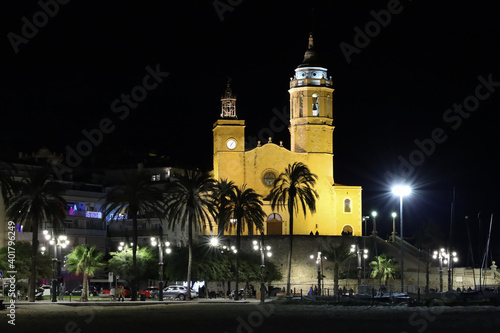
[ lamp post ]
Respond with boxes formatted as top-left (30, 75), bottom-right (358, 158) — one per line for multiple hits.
top-left (433, 248), bottom-right (458, 292)
top-left (151, 236), bottom-right (171, 301)
top-left (371, 211), bottom-right (378, 236)
top-left (310, 248), bottom-right (323, 296)
top-left (362, 216), bottom-right (370, 236)
top-left (350, 244), bottom-right (369, 286)
top-left (392, 185), bottom-right (411, 293)
top-left (43, 230), bottom-right (70, 303)
top-left (433, 248), bottom-right (445, 292)
top-left (252, 232), bottom-right (272, 304)
top-left (391, 212), bottom-right (397, 242)
top-left (447, 251), bottom-right (458, 292)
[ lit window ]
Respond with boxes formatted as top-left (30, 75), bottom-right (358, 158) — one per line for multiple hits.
top-left (267, 213), bottom-right (282, 221)
top-left (312, 93), bottom-right (319, 116)
top-left (344, 198), bottom-right (351, 213)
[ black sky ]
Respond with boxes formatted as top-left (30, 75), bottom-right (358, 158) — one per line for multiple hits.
top-left (2, 0), bottom-right (500, 261)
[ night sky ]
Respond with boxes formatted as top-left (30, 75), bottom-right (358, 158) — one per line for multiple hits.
top-left (2, 1), bottom-right (500, 262)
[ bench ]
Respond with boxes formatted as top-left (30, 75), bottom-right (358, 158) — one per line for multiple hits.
top-left (98, 293), bottom-right (113, 300)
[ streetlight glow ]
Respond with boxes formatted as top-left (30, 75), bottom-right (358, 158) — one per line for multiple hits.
top-left (210, 237), bottom-right (219, 247)
top-left (392, 185), bottom-right (411, 196)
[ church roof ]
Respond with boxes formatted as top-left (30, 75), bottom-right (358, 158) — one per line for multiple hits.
top-left (297, 33), bottom-right (322, 68)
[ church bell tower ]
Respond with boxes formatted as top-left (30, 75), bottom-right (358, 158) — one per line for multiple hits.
top-left (213, 80), bottom-right (245, 182)
top-left (289, 33), bottom-right (335, 154)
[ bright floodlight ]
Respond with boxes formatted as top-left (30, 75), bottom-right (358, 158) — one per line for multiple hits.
top-left (210, 237), bottom-right (219, 247)
top-left (166, 248), bottom-right (172, 254)
top-left (392, 185), bottom-right (411, 196)
top-left (372, 211), bottom-right (377, 217)
top-left (392, 212), bottom-right (397, 218)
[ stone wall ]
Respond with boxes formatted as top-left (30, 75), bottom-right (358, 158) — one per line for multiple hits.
top-left (202, 235), bottom-right (499, 294)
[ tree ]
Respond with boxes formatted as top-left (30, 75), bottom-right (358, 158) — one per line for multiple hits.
top-left (164, 170), bottom-right (218, 300)
top-left (6, 167), bottom-right (66, 302)
top-left (66, 245), bottom-right (105, 301)
top-left (324, 242), bottom-right (354, 295)
top-left (0, 161), bottom-right (14, 207)
top-left (108, 245), bottom-right (156, 285)
top-left (102, 169), bottom-right (165, 301)
top-left (370, 254), bottom-right (399, 287)
top-left (0, 242), bottom-right (51, 295)
top-left (222, 184), bottom-right (266, 300)
top-left (267, 162), bottom-right (318, 294)
top-left (215, 179), bottom-right (234, 236)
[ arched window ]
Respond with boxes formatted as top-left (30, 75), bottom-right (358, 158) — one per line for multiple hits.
top-left (342, 225), bottom-right (353, 236)
top-left (327, 95), bottom-right (331, 118)
top-left (267, 213), bottom-right (282, 221)
top-left (312, 93), bottom-right (319, 116)
top-left (344, 198), bottom-right (352, 213)
top-left (299, 94), bottom-right (303, 117)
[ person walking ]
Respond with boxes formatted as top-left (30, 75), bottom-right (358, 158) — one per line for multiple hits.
top-left (117, 285), bottom-right (125, 302)
top-left (110, 286), bottom-right (116, 301)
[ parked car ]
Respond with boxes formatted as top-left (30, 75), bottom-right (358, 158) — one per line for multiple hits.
top-left (40, 285), bottom-right (52, 296)
top-left (229, 289), bottom-right (245, 299)
top-left (162, 285), bottom-right (198, 300)
top-left (100, 286), bottom-right (132, 298)
top-left (138, 287), bottom-right (160, 299)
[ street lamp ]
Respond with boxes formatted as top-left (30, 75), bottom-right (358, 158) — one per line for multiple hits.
top-left (433, 248), bottom-right (446, 292)
top-left (392, 185), bottom-right (411, 293)
top-left (371, 211), bottom-right (378, 236)
top-left (309, 247), bottom-right (326, 296)
top-left (151, 236), bottom-right (171, 301)
top-left (43, 230), bottom-right (70, 302)
top-left (433, 248), bottom-right (458, 292)
top-left (350, 244), bottom-right (369, 285)
top-left (391, 212), bottom-right (397, 242)
top-left (447, 251), bottom-right (458, 292)
top-left (252, 232), bottom-right (272, 304)
top-left (362, 216), bottom-right (370, 236)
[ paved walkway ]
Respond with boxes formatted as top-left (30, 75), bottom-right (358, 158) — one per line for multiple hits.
top-left (8, 297), bottom-right (271, 306)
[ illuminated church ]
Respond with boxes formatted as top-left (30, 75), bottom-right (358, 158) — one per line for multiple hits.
top-left (212, 34), bottom-right (362, 236)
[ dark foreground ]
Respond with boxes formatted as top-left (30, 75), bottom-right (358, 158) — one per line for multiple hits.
top-left (2, 301), bottom-right (500, 333)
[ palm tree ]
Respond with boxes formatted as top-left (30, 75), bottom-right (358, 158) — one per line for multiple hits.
top-left (164, 170), bottom-right (218, 300)
top-left (370, 254), bottom-right (399, 287)
top-left (267, 162), bottom-right (318, 294)
top-left (66, 245), bottom-right (105, 301)
top-left (215, 179), bottom-right (234, 236)
top-left (324, 242), bottom-right (354, 295)
top-left (222, 184), bottom-right (266, 300)
top-left (6, 167), bottom-right (66, 302)
top-left (0, 161), bottom-right (14, 207)
top-left (102, 169), bottom-right (165, 301)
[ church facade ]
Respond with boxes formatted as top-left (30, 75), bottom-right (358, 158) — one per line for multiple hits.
top-left (212, 34), bottom-right (362, 237)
